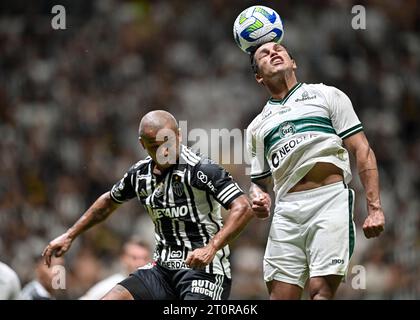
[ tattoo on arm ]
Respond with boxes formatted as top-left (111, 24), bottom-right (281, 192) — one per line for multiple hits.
top-left (68, 192), bottom-right (118, 238)
top-left (87, 207), bottom-right (111, 227)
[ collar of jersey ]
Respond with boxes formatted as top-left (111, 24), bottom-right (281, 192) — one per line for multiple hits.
top-left (269, 82), bottom-right (302, 105)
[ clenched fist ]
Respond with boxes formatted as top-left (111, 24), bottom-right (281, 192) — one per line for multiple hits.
top-left (251, 193), bottom-right (271, 220)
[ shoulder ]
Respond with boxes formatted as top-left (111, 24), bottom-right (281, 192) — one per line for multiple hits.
top-left (191, 155), bottom-right (218, 177)
top-left (303, 83), bottom-right (354, 110)
top-left (180, 145), bottom-right (204, 168)
top-left (306, 83), bottom-right (349, 99)
top-left (246, 112), bottom-right (265, 136)
top-left (190, 156), bottom-right (227, 189)
top-left (303, 82), bottom-right (332, 96)
top-left (127, 157), bottom-right (152, 175)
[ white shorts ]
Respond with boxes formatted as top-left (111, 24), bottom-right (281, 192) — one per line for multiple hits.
top-left (264, 181), bottom-right (356, 289)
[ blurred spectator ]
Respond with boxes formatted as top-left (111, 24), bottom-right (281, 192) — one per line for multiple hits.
top-left (79, 238), bottom-right (152, 300)
top-left (19, 256), bottom-right (65, 300)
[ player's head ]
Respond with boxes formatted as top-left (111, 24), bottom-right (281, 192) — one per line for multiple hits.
top-left (139, 110), bottom-right (181, 170)
top-left (35, 256), bottom-right (64, 293)
top-left (250, 42), bottom-right (297, 85)
top-left (120, 237), bottom-right (152, 274)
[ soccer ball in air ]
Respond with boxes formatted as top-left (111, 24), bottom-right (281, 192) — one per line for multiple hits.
top-left (233, 5), bottom-right (284, 54)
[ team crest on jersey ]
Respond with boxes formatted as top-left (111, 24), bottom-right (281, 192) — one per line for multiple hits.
top-left (172, 175), bottom-right (184, 197)
top-left (279, 122), bottom-right (296, 138)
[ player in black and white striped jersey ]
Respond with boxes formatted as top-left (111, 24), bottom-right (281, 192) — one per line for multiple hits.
top-left (42, 110), bottom-right (253, 300)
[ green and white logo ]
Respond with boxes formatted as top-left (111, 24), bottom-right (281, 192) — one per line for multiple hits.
top-left (279, 122), bottom-right (296, 138)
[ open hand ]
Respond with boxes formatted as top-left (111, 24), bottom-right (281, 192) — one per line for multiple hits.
top-left (42, 233), bottom-right (73, 267)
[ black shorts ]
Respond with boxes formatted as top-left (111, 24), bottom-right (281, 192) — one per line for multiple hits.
top-left (118, 263), bottom-right (231, 300)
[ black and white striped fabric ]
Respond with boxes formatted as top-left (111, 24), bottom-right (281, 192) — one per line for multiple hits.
top-left (110, 145), bottom-right (244, 278)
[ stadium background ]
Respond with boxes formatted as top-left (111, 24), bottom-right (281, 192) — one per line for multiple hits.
top-left (0, 0), bottom-right (419, 299)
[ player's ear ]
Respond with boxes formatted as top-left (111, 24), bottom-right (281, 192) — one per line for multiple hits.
top-left (177, 128), bottom-right (182, 143)
top-left (139, 137), bottom-right (145, 149)
top-left (292, 59), bottom-right (297, 71)
top-left (255, 73), bottom-right (264, 85)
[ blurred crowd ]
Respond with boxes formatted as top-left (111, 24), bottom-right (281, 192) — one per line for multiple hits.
top-left (0, 0), bottom-right (419, 299)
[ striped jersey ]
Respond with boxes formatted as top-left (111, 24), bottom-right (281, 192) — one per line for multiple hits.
top-left (110, 145), bottom-right (244, 278)
top-left (246, 82), bottom-right (363, 203)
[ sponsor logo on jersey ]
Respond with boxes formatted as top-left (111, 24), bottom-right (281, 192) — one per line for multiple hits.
top-left (170, 250), bottom-right (183, 259)
top-left (197, 170), bottom-right (208, 183)
top-left (206, 180), bottom-right (216, 193)
top-left (160, 260), bottom-right (189, 269)
top-left (331, 258), bottom-right (345, 265)
top-left (262, 110), bottom-right (272, 120)
top-left (295, 91), bottom-right (316, 102)
top-left (196, 170), bottom-right (217, 192)
top-left (150, 205), bottom-right (189, 219)
top-left (278, 106), bottom-right (292, 114)
top-left (161, 260), bottom-right (189, 269)
top-left (271, 133), bottom-right (318, 167)
top-left (272, 153), bottom-right (280, 168)
top-left (190, 280), bottom-right (219, 298)
top-left (160, 247), bottom-right (189, 269)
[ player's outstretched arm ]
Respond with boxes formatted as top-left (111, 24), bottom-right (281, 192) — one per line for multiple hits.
top-left (186, 195), bottom-right (253, 269)
top-left (42, 191), bottom-right (120, 267)
top-left (250, 176), bottom-right (272, 220)
top-left (344, 131), bottom-right (385, 238)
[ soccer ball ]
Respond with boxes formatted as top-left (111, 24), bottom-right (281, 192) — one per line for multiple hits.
top-left (233, 5), bottom-right (284, 54)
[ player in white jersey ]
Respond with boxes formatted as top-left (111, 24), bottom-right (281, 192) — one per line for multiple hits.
top-left (246, 42), bottom-right (385, 299)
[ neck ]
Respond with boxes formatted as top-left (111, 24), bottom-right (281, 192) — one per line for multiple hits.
top-left (153, 164), bottom-right (170, 176)
top-left (265, 72), bottom-right (298, 100)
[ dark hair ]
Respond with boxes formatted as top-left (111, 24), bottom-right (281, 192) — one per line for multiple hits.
top-left (250, 43), bottom-right (294, 74)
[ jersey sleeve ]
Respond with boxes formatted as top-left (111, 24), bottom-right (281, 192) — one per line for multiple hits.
top-left (192, 159), bottom-right (244, 209)
top-left (325, 85), bottom-right (363, 140)
top-left (110, 167), bottom-right (137, 204)
top-left (246, 124), bottom-right (271, 182)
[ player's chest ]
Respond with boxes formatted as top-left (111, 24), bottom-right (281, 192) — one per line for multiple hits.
top-left (257, 99), bottom-right (331, 138)
top-left (135, 169), bottom-right (193, 217)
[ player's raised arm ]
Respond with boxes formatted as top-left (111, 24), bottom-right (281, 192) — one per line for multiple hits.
top-left (343, 132), bottom-right (385, 238)
top-left (42, 191), bottom-right (120, 267)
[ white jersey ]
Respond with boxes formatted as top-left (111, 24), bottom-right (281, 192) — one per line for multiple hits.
top-left (0, 262), bottom-right (21, 300)
top-left (79, 273), bottom-right (125, 300)
top-left (246, 82), bottom-right (362, 203)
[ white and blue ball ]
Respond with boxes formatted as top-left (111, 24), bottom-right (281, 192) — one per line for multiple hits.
top-left (233, 5), bottom-right (284, 54)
